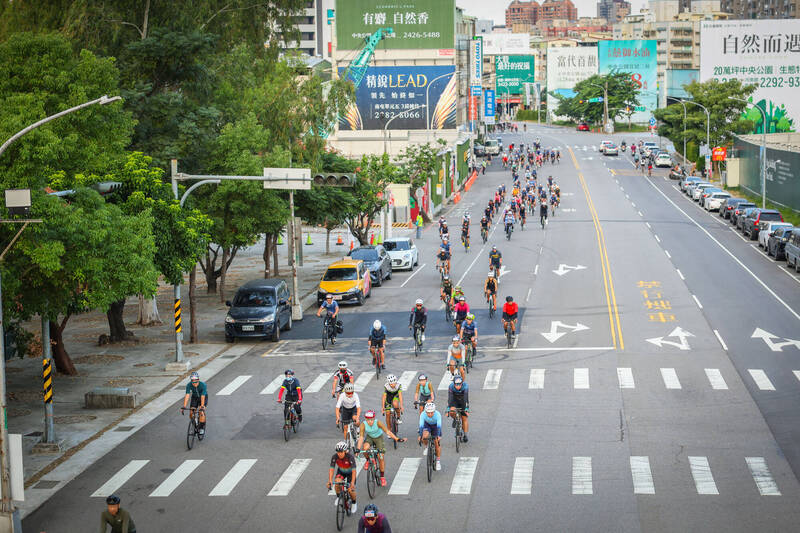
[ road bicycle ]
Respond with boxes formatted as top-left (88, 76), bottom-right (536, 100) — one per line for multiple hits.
top-left (551, 202), bottom-right (556, 217)
top-left (520, 215), bottom-right (525, 231)
top-left (506, 323), bottom-right (515, 348)
top-left (417, 430), bottom-right (438, 483)
top-left (181, 406), bottom-right (205, 450)
top-left (385, 406), bottom-right (403, 449)
top-left (462, 233), bottom-right (470, 253)
top-left (332, 479), bottom-right (353, 531)
top-left (505, 223), bottom-right (513, 241)
top-left (370, 345), bottom-right (383, 380)
top-left (450, 408), bottom-right (468, 453)
top-left (443, 293), bottom-right (453, 323)
top-left (480, 226), bottom-right (488, 243)
top-left (540, 213), bottom-right (547, 229)
top-left (338, 419), bottom-right (359, 452)
top-left (359, 447), bottom-right (382, 499)
top-left (487, 294), bottom-right (495, 319)
top-left (322, 314), bottom-right (336, 350)
top-left (412, 323), bottom-right (424, 357)
top-left (464, 340), bottom-right (475, 373)
top-left (281, 401), bottom-right (300, 442)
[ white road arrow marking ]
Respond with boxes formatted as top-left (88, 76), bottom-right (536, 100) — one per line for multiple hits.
top-left (498, 265), bottom-right (512, 279)
top-left (552, 264), bottom-right (587, 276)
top-left (561, 208), bottom-right (577, 213)
top-left (751, 328), bottom-right (800, 352)
top-left (541, 321), bottom-right (590, 343)
top-left (646, 326), bottom-right (694, 351)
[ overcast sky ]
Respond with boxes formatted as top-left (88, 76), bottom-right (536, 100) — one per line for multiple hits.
top-left (455, 0), bottom-right (646, 23)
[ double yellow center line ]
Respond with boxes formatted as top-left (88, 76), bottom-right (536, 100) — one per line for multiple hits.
top-left (568, 147), bottom-right (624, 350)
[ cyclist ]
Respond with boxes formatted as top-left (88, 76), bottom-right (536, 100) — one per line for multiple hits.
top-left (452, 284), bottom-right (465, 303)
top-left (539, 197), bottom-right (548, 227)
top-left (357, 409), bottom-right (405, 487)
top-left (519, 201), bottom-right (527, 228)
top-left (484, 271), bottom-right (498, 312)
top-left (414, 374), bottom-right (434, 412)
top-left (461, 215), bottom-right (470, 249)
top-left (418, 402), bottom-right (442, 471)
top-left (437, 238), bottom-right (451, 274)
top-left (181, 371), bottom-right (207, 436)
top-left (408, 299), bottom-right (427, 341)
top-left (550, 191), bottom-right (558, 216)
top-left (276, 369), bottom-right (303, 423)
top-left (460, 313), bottom-right (478, 358)
top-left (484, 202), bottom-right (493, 221)
top-left (447, 375), bottom-right (470, 443)
top-left (502, 295), bottom-right (519, 337)
top-left (382, 374), bottom-right (404, 428)
top-left (335, 383), bottom-right (362, 440)
top-left (328, 441), bottom-right (358, 514)
top-left (488, 245), bottom-right (502, 277)
top-left (479, 215), bottom-right (490, 241)
top-left (332, 361), bottom-right (355, 399)
top-left (440, 275), bottom-right (453, 311)
top-left (316, 294), bottom-right (340, 345)
top-left (504, 208), bottom-right (516, 237)
top-left (368, 320), bottom-right (387, 370)
top-left (447, 335), bottom-right (466, 381)
top-left (439, 220), bottom-right (449, 240)
top-left (100, 494), bottom-right (136, 533)
top-left (453, 296), bottom-right (470, 334)
top-left (359, 503), bottom-right (392, 533)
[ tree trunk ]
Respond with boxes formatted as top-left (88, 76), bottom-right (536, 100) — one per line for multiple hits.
top-left (106, 299), bottom-right (133, 342)
top-left (189, 264), bottom-right (199, 343)
top-left (204, 247), bottom-right (218, 293)
top-left (50, 318), bottom-right (77, 375)
top-left (325, 227), bottom-right (331, 254)
top-left (219, 246), bottom-right (229, 303)
top-left (136, 294), bottom-right (162, 326)
top-left (263, 234), bottom-right (272, 278)
top-left (272, 234), bottom-right (279, 276)
top-left (141, 0), bottom-right (150, 39)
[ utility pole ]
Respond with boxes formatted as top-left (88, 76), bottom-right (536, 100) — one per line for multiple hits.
top-left (603, 80), bottom-right (609, 134)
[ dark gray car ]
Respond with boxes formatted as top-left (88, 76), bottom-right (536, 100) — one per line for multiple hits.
top-left (737, 207), bottom-right (761, 232)
top-left (225, 278), bottom-right (292, 342)
top-left (719, 197), bottom-right (745, 219)
top-left (348, 245), bottom-right (392, 286)
top-left (730, 202), bottom-right (756, 226)
top-left (767, 225), bottom-right (794, 260)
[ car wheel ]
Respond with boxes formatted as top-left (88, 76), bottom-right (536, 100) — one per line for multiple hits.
top-left (225, 335), bottom-right (235, 343)
top-left (271, 324), bottom-right (280, 342)
top-left (283, 313), bottom-right (293, 331)
top-left (357, 290), bottom-right (366, 306)
top-left (374, 274), bottom-right (383, 287)
top-left (386, 268), bottom-right (392, 281)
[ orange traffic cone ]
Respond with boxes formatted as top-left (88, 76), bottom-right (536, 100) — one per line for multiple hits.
top-left (350, 239), bottom-right (354, 251)
top-left (370, 233), bottom-right (375, 245)
top-left (336, 234), bottom-right (344, 246)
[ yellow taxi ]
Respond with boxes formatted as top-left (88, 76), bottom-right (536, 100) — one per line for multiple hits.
top-left (316, 258), bottom-right (372, 306)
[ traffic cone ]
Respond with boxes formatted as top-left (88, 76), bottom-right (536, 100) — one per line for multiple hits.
top-left (377, 233), bottom-right (383, 245)
top-left (350, 240), bottom-right (354, 251)
top-left (336, 234), bottom-right (344, 246)
top-left (370, 233), bottom-right (375, 245)
top-left (305, 233), bottom-right (313, 245)
top-left (277, 234), bottom-right (284, 245)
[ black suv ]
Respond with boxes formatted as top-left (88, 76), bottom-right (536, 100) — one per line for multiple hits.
top-left (348, 245), bottom-right (393, 286)
top-left (743, 209), bottom-right (783, 240)
top-left (225, 279), bottom-right (292, 342)
top-left (767, 225), bottom-right (795, 260)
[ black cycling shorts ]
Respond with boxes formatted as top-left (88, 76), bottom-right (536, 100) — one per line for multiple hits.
top-left (486, 285), bottom-right (497, 295)
top-left (340, 405), bottom-right (357, 422)
top-left (502, 312), bottom-right (518, 321)
top-left (190, 395), bottom-right (209, 408)
top-left (369, 337), bottom-right (385, 347)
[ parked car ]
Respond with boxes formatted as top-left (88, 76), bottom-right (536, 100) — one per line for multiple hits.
top-left (382, 237), bottom-right (419, 271)
top-left (224, 279), bottom-right (292, 342)
top-left (692, 183), bottom-right (717, 201)
top-left (681, 176), bottom-right (703, 191)
top-left (699, 187), bottom-right (722, 207)
top-left (317, 258), bottom-right (371, 306)
top-left (758, 221), bottom-right (793, 249)
top-left (719, 197), bottom-right (746, 219)
top-left (473, 143), bottom-right (486, 157)
top-left (737, 207), bottom-right (761, 232)
top-left (704, 191), bottom-right (731, 211)
top-left (348, 245), bottom-right (392, 286)
top-left (730, 202), bottom-right (756, 226)
top-left (767, 226), bottom-right (795, 260)
top-left (655, 152), bottom-right (672, 167)
top-left (599, 140), bottom-right (613, 154)
top-left (576, 123), bottom-right (590, 131)
top-left (642, 141), bottom-right (658, 156)
top-left (743, 209), bottom-right (784, 240)
top-left (785, 229), bottom-right (800, 272)
top-left (603, 143), bottom-right (619, 156)
top-left (685, 181), bottom-right (710, 197)
top-left (484, 138), bottom-right (500, 155)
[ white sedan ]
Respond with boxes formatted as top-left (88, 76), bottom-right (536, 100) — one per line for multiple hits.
top-left (382, 237), bottom-right (419, 270)
top-left (758, 221), bottom-right (793, 249)
top-left (704, 191), bottom-right (731, 211)
top-left (655, 153), bottom-right (672, 167)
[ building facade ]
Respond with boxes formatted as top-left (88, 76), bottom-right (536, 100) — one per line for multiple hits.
top-left (540, 0), bottom-right (579, 22)
top-left (597, 0), bottom-right (632, 23)
top-left (720, 0), bottom-right (798, 18)
top-left (506, 0), bottom-right (578, 26)
top-left (284, 0), bottom-right (335, 58)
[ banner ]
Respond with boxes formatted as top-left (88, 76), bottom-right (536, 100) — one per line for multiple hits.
top-left (482, 33), bottom-right (531, 55)
top-left (598, 40), bottom-right (657, 123)
top-left (666, 69), bottom-right (699, 100)
top-left (495, 55), bottom-right (535, 95)
top-left (700, 19), bottom-right (800, 133)
top-left (484, 89), bottom-right (495, 124)
top-left (546, 47), bottom-right (598, 100)
top-left (470, 37), bottom-right (483, 85)
top-left (338, 65), bottom-right (456, 130)
top-left (335, 0), bottom-right (455, 51)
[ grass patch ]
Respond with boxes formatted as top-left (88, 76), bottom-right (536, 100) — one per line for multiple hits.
top-left (724, 186), bottom-right (800, 227)
top-left (613, 121), bottom-right (650, 132)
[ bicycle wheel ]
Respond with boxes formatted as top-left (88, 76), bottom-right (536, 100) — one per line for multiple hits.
top-left (322, 326), bottom-right (328, 350)
top-left (367, 464), bottom-right (377, 499)
top-left (391, 414), bottom-right (398, 450)
top-left (292, 413), bottom-right (299, 433)
top-left (426, 443), bottom-right (434, 482)
top-left (375, 357), bottom-right (381, 380)
top-left (455, 418), bottom-right (461, 454)
top-left (187, 418), bottom-right (196, 450)
top-left (507, 329), bottom-right (513, 348)
top-left (335, 496), bottom-right (346, 531)
top-left (283, 421), bottom-right (290, 442)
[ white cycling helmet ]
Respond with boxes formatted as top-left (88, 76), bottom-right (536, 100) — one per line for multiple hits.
top-left (338, 361), bottom-right (348, 369)
top-left (373, 320), bottom-right (381, 329)
top-left (425, 402), bottom-right (436, 414)
top-left (386, 374), bottom-right (397, 384)
top-left (415, 298), bottom-right (423, 305)
top-left (488, 271), bottom-right (495, 278)
top-left (343, 383), bottom-right (355, 393)
top-left (335, 441), bottom-right (348, 452)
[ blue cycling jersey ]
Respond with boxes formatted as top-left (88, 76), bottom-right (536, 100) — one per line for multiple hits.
top-left (461, 321), bottom-right (477, 335)
top-left (419, 410), bottom-right (442, 435)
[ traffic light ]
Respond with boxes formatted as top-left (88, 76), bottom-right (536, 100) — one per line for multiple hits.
top-left (312, 173), bottom-right (357, 187)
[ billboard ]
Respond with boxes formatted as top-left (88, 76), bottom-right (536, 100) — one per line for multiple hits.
top-left (598, 40), bottom-right (657, 123)
top-left (546, 47), bottom-right (599, 100)
top-left (482, 33), bottom-right (531, 55)
top-left (495, 55), bottom-right (535, 95)
top-left (665, 69), bottom-right (699, 101)
top-left (470, 37), bottom-right (483, 84)
top-left (484, 89), bottom-right (496, 124)
top-left (335, 0), bottom-right (455, 51)
top-left (700, 19), bottom-right (800, 133)
top-left (338, 65), bottom-right (457, 130)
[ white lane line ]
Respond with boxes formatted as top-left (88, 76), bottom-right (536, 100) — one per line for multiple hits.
top-left (746, 457), bottom-right (781, 496)
top-left (262, 340), bottom-right (287, 356)
top-left (483, 346), bottom-right (616, 352)
top-left (748, 369), bottom-right (775, 391)
top-left (400, 263), bottom-right (426, 288)
top-left (630, 456), bottom-right (655, 495)
top-left (510, 457), bottom-right (535, 495)
top-left (306, 373), bottom-right (331, 393)
top-left (676, 269), bottom-right (685, 280)
top-left (617, 367), bottom-right (635, 389)
top-left (150, 460), bottom-right (203, 497)
top-left (620, 186), bottom-right (625, 192)
top-left (526, 287), bottom-right (532, 302)
top-left (660, 368), bottom-right (682, 389)
top-left (260, 375), bottom-right (284, 395)
top-left (705, 368), bottom-right (729, 390)
top-left (638, 211), bottom-right (643, 217)
top-left (534, 264), bottom-right (539, 275)
top-left (793, 370), bottom-right (800, 383)
top-left (456, 250), bottom-right (483, 286)
top-left (354, 372), bottom-right (373, 392)
top-left (692, 294), bottom-right (703, 309)
top-left (438, 370), bottom-right (453, 390)
top-left (574, 368), bottom-right (590, 389)
top-left (450, 457), bottom-right (479, 494)
top-left (713, 330), bottom-right (728, 351)
top-left (210, 459), bottom-right (257, 496)
top-left (91, 460), bottom-right (149, 497)
top-left (654, 235), bottom-right (661, 243)
top-left (631, 202), bottom-right (637, 208)
top-left (664, 250), bottom-right (672, 259)
top-left (529, 369), bottom-right (545, 389)
top-left (572, 457), bottom-right (593, 494)
top-left (625, 194), bottom-right (630, 199)
top-left (645, 222), bottom-right (652, 229)
top-left (646, 178), bottom-right (800, 322)
top-left (398, 370), bottom-right (417, 392)
top-left (268, 458), bottom-right (312, 496)
top-left (689, 456), bottom-right (719, 495)
top-left (388, 458), bottom-right (421, 495)
top-left (216, 375), bottom-right (252, 396)
top-left (483, 369), bottom-right (503, 390)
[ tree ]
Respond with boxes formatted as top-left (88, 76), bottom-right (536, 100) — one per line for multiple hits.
top-left (343, 155), bottom-right (396, 245)
top-left (394, 140), bottom-right (446, 222)
top-left (556, 72), bottom-right (640, 125)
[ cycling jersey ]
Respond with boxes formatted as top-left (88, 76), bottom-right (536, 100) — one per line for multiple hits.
top-left (384, 383), bottom-right (401, 405)
top-left (185, 381), bottom-right (208, 398)
top-left (539, 204), bottom-right (548, 216)
top-left (480, 219), bottom-right (489, 229)
top-left (488, 250), bottom-right (502, 264)
top-left (320, 300), bottom-right (339, 314)
top-left (336, 392), bottom-right (361, 409)
top-left (278, 378), bottom-right (302, 402)
top-left (419, 410), bottom-right (442, 437)
top-left (461, 321), bottom-right (477, 337)
top-left (363, 419), bottom-right (384, 438)
top-left (441, 281), bottom-right (453, 296)
top-left (369, 326), bottom-right (387, 343)
top-left (454, 302), bottom-right (470, 320)
top-left (448, 382), bottom-right (470, 409)
top-left (503, 302), bottom-right (519, 316)
top-left (485, 278), bottom-right (497, 293)
top-left (358, 514), bottom-right (392, 533)
top-left (330, 452), bottom-right (357, 474)
top-left (439, 242), bottom-right (451, 253)
top-left (447, 343), bottom-right (465, 362)
top-left (504, 214), bottom-right (515, 225)
top-left (334, 369), bottom-right (354, 387)
top-left (409, 307), bottom-right (427, 327)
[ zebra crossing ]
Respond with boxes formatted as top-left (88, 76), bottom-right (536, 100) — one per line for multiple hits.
top-left (90, 454), bottom-right (783, 499)
top-left (215, 365), bottom-right (800, 396)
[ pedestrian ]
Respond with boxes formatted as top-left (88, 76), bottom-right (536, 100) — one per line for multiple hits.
top-left (415, 213), bottom-right (423, 239)
top-left (481, 160), bottom-right (487, 175)
top-left (100, 494), bottom-right (136, 533)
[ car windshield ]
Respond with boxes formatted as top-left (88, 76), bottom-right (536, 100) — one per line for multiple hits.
top-left (350, 249), bottom-right (379, 261)
top-left (233, 290), bottom-right (275, 307)
top-left (485, 140), bottom-right (499, 147)
top-left (383, 241), bottom-right (409, 251)
top-left (323, 267), bottom-right (358, 281)
top-left (760, 212), bottom-right (783, 221)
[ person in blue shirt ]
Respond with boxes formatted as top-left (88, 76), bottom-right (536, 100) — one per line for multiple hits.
top-left (460, 313), bottom-right (478, 355)
top-left (317, 294), bottom-right (340, 344)
top-left (418, 402), bottom-right (442, 471)
top-left (368, 320), bottom-right (387, 369)
top-left (447, 376), bottom-right (470, 443)
top-left (181, 371), bottom-right (208, 435)
top-left (276, 369), bottom-right (303, 422)
top-left (503, 210), bottom-right (516, 235)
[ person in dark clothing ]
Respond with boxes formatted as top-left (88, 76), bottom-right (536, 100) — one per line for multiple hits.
top-left (100, 494), bottom-right (136, 533)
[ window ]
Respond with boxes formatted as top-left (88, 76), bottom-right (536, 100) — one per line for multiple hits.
top-left (350, 249), bottom-right (379, 262)
top-left (233, 290), bottom-right (276, 307)
top-left (323, 268), bottom-right (358, 281)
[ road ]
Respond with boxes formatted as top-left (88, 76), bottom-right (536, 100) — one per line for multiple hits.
top-left (24, 124), bottom-right (800, 532)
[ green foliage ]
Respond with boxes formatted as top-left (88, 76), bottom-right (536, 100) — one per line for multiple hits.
top-left (555, 73), bottom-right (640, 124)
top-left (394, 140), bottom-right (447, 190)
top-left (344, 154), bottom-right (396, 245)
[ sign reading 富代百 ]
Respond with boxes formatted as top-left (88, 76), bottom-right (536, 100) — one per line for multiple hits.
top-left (598, 40), bottom-right (657, 124)
top-left (546, 47), bottom-right (598, 100)
top-left (494, 55), bottom-right (535, 96)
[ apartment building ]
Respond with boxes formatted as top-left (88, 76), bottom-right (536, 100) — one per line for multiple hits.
top-left (505, 0), bottom-right (578, 26)
top-left (720, 0), bottom-right (798, 18)
top-left (282, 0), bottom-right (335, 58)
top-left (597, 0), bottom-right (632, 23)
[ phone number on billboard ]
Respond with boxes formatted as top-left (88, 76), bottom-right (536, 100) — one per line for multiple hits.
top-left (373, 111), bottom-right (422, 119)
top-left (717, 76), bottom-right (800, 87)
top-left (401, 32), bottom-right (440, 39)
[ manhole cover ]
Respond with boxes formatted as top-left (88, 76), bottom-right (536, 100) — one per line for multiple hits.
top-left (54, 415), bottom-right (97, 424)
top-left (73, 354), bottom-right (125, 364)
top-left (160, 468), bottom-right (174, 474)
top-left (8, 390), bottom-right (41, 402)
top-left (114, 426), bottom-right (135, 432)
top-left (105, 377), bottom-right (144, 387)
top-left (8, 408), bottom-right (31, 417)
top-left (33, 480), bottom-right (60, 489)
top-left (133, 362), bottom-right (153, 368)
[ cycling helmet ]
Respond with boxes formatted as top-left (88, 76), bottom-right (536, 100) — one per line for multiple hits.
top-left (373, 320), bottom-right (382, 330)
top-left (285, 369), bottom-right (294, 376)
top-left (466, 313), bottom-right (475, 320)
top-left (425, 402), bottom-right (436, 413)
top-left (335, 441), bottom-right (348, 452)
top-left (325, 293), bottom-right (333, 299)
top-left (492, 245), bottom-right (497, 250)
top-left (442, 220), bottom-right (447, 225)
top-left (386, 374), bottom-right (397, 384)
top-left (415, 298), bottom-right (423, 305)
top-left (418, 374), bottom-right (427, 381)
top-left (488, 271), bottom-right (495, 278)
top-left (343, 383), bottom-right (355, 393)
top-left (506, 296), bottom-right (513, 302)
top-left (364, 503), bottom-right (379, 518)
top-left (442, 274), bottom-right (450, 280)
top-left (365, 410), bottom-right (376, 419)
top-left (338, 361), bottom-right (348, 369)
top-left (190, 372), bottom-right (199, 381)
top-left (453, 376), bottom-right (464, 385)
top-left (106, 494), bottom-right (121, 505)
top-left (458, 296), bottom-right (465, 302)
top-left (452, 335), bottom-right (460, 342)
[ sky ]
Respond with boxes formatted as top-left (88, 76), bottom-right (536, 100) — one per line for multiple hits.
top-left (455, 0), bottom-right (647, 24)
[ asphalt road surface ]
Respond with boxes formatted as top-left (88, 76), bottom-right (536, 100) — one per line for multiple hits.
top-left (25, 124), bottom-right (800, 533)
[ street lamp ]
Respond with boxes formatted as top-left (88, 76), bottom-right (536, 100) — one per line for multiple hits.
top-left (681, 99), bottom-right (711, 167)
top-left (729, 97), bottom-right (767, 208)
top-left (666, 96), bottom-right (688, 166)
top-left (587, 82), bottom-right (610, 133)
top-left (383, 104), bottom-right (427, 155)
